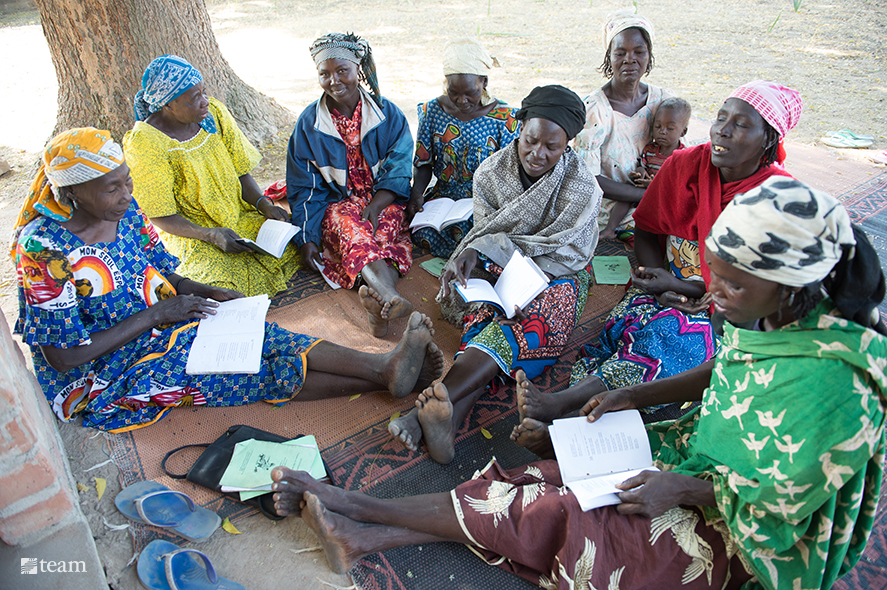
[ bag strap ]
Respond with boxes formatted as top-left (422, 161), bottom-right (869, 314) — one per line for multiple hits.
top-left (161, 444), bottom-right (211, 479)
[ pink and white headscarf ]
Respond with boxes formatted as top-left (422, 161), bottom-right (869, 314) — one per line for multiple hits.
top-left (728, 80), bottom-right (803, 139)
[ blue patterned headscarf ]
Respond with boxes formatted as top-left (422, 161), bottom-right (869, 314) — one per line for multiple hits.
top-left (133, 55), bottom-right (216, 133)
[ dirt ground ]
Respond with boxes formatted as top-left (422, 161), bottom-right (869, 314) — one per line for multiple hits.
top-left (0, 0), bottom-right (885, 588)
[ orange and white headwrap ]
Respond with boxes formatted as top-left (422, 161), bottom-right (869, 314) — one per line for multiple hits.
top-left (10, 127), bottom-right (124, 258)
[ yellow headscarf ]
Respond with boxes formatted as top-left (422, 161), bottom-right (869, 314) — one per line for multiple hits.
top-left (10, 128), bottom-right (124, 258)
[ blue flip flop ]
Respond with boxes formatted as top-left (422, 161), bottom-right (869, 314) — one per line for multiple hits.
top-left (116, 481), bottom-right (221, 543)
top-left (137, 540), bottom-right (245, 590)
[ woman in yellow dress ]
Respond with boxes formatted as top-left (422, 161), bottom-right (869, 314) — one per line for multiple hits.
top-left (123, 55), bottom-right (300, 297)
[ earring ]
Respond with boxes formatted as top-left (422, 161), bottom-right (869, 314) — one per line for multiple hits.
top-left (788, 291), bottom-right (796, 307)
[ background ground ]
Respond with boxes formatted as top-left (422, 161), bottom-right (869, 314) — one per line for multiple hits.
top-left (0, 0), bottom-right (885, 588)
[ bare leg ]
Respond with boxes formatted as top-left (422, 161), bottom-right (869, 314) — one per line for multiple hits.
top-left (515, 370), bottom-right (608, 424)
top-left (302, 493), bottom-right (451, 575)
top-left (360, 259), bottom-right (413, 337)
top-left (601, 201), bottom-right (630, 240)
top-left (510, 418), bottom-right (555, 459)
top-left (389, 348), bottom-right (499, 458)
top-left (297, 312), bottom-right (442, 400)
top-left (272, 468), bottom-right (468, 542)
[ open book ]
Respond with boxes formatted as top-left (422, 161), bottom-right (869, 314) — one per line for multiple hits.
top-left (549, 410), bottom-right (659, 511)
top-left (455, 250), bottom-right (549, 319)
top-left (185, 294), bottom-right (270, 375)
top-left (236, 219), bottom-right (300, 258)
top-left (409, 198), bottom-right (474, 232)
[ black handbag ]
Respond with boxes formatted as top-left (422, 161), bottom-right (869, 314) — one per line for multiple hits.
top-left (161, 424), bottom-right (300, 520)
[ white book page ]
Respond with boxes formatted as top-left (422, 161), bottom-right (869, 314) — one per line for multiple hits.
top-left (566, 467), bottom-right (660, 511)
top-left (314, 260), bottom-right (342, 290)
top-left (186, 337), bottom-right (262, 374)
top-left (195, 295), bottom-right (270, 337)
top-left (409, 198), bottom-right (456, 230)
top-left (455, 278), bottom-right (505, 310)
top-left (441, 198), bottom-right (474, 227)
top-left (494, 251), bottom-right (549, 318)
top-left (254, 220), bottom-right (300, 257)
top-left (549, 411), bottom-right (653, 485)
top-left (186, 295), bottom-right (269, 374)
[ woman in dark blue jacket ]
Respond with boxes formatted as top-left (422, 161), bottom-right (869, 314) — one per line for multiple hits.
top-left (287, 33), bottom-right (414, 338)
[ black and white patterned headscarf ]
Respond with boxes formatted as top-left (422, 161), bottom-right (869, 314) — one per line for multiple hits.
top-left (310, 33), bottom-right (380, 99)
top-left (705, 177), bottom-right (855, 287)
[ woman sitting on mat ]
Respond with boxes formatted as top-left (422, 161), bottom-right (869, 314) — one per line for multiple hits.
top-left (123, 55), bottom-right (299, 298)
top-left (287, 33), bottom-right (414, 338)
top-left (574, 9), bottom-right (673, 240)
top-left (408, 38), bottom-right (521, 258)
top-left (11, 128), bottom-right (444, 432)
top-left (511, 81), bottom-right (804, 434)
top-left (272, 177), bottom-right (887, 590)
top-left (388, 85), bottom-right (602, 464)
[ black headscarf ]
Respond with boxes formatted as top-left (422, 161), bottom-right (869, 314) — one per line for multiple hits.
top-left (515, 85), bottom-right (586, 140)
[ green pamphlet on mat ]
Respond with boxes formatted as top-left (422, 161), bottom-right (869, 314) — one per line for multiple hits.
top-left (419, 257), bottom-right (447, 278)
top-left (219, 436), bottom-right (326, 500)
top-left (592, 256), bottom-right (631, 285)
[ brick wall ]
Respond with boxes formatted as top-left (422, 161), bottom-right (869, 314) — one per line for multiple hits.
top-left (0, 312), bottom-right (81, 546)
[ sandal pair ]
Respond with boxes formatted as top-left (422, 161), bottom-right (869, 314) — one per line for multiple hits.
top-left (116, 481), bottom-right (221, 542)
top-left (138, 540), bottom-right (244, 590)
top-left (821, 129), bottom-right (874, 149)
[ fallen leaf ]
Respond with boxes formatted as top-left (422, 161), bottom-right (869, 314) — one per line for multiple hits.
top-left (221, 517), bottom-right (242, 534)
top-left (76, 482), bottom-right (89, 492)
top-left (390, 411), bottom-right (401, 422)
top-left (349, 394), bottom-right (361, 401)
top-left (481, 428), bottom-right (492, 439)
top-left (421, 297), bottom-right (428, 302)
top-left (94, 477), bottom-right (106, 501)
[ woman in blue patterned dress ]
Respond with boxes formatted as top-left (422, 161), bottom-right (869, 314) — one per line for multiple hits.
top-left (407, 38), bottom-right (521, 258)
top-left (11, 128), bottom-right (443, 432)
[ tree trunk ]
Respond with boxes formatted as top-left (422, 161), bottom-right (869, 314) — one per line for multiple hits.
top-left (34, 0), bottom-right (294, 145)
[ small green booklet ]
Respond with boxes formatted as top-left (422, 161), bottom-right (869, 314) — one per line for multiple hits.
top-left (219, 436), bottom-right (326, 500)
top-left (592, 256), bottom-right (631, 285)
top-left (419, 257), bottom-right (448, 278)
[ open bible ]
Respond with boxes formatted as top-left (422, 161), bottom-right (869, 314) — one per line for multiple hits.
top-left (549, 410), bottom-right (659, 511)
top-left (236, 219), bottom-right (300, 258)
top-left (455, 250), bottom-right (549, 319)
top-left (185, 294), bottom-right (270, 375)
top-left (409, 198), bottom-right (474, 232)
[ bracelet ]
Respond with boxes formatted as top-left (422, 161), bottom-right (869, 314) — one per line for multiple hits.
top-left (255, 196), bottom-right (270, 210)
top-left (173, 276), bottom-right (188, 293)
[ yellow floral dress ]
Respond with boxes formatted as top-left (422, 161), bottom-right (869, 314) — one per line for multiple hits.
top-left (123, 98), bottom-right (301, 296)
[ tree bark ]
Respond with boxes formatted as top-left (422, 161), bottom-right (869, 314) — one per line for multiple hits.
top-left (34, 0), bottom-right (294, 145)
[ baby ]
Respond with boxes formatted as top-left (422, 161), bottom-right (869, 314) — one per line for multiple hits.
top-left (601, 97), bottom-right (691, 240)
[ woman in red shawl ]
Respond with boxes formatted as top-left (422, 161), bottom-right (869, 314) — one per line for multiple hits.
top-left (509, 81), bottom-right (804, 434)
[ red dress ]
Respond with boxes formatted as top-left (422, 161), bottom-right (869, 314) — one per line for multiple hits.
top-left (320, 100), bottom-right (413, 289)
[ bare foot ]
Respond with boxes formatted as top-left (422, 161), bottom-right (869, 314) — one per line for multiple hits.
top-left (382, 294), bottom-right (413, 321)
top-left (516, 370), bottom-right (606, 423)
top-left (600, 228), bottom-right (618, 240)
top-left (302, 492), bottom-right (367, 575)
top-left (415, 342), bottom-right (444, 392)
top-left (385, 311), bottom-right (435, 398)
top-left (388, 408), bottom-right (421, 452)
top-left (359, 285), bottom-right (389, 338)
top-left (510, 418), bottom-right (555, 459)
top-left (417, 383), bottom-right (455, 465)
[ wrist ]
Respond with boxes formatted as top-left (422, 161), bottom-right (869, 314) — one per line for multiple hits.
top-left (173, 276), bottom-right (189, 294)
top-left (256, 196), bottom-right (270, 211)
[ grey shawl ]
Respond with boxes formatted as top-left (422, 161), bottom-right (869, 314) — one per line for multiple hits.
top-left (448, 141), bottom-right (602, 277)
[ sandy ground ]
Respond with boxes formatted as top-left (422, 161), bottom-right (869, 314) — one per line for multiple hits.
top-left (0, 1), bottom-right (885, 588)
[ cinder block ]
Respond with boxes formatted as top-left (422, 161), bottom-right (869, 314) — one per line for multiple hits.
top-left (0, 489), bottom-right (76, 546)
top-left (0, 454), bottom-right (59, 513)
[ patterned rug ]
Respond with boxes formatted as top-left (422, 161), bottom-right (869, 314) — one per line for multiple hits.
top-left (105, 142), bottom-right (887, 587)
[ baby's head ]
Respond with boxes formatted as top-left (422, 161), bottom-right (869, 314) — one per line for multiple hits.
top-left (652, 97), bottom-right (691, 152)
